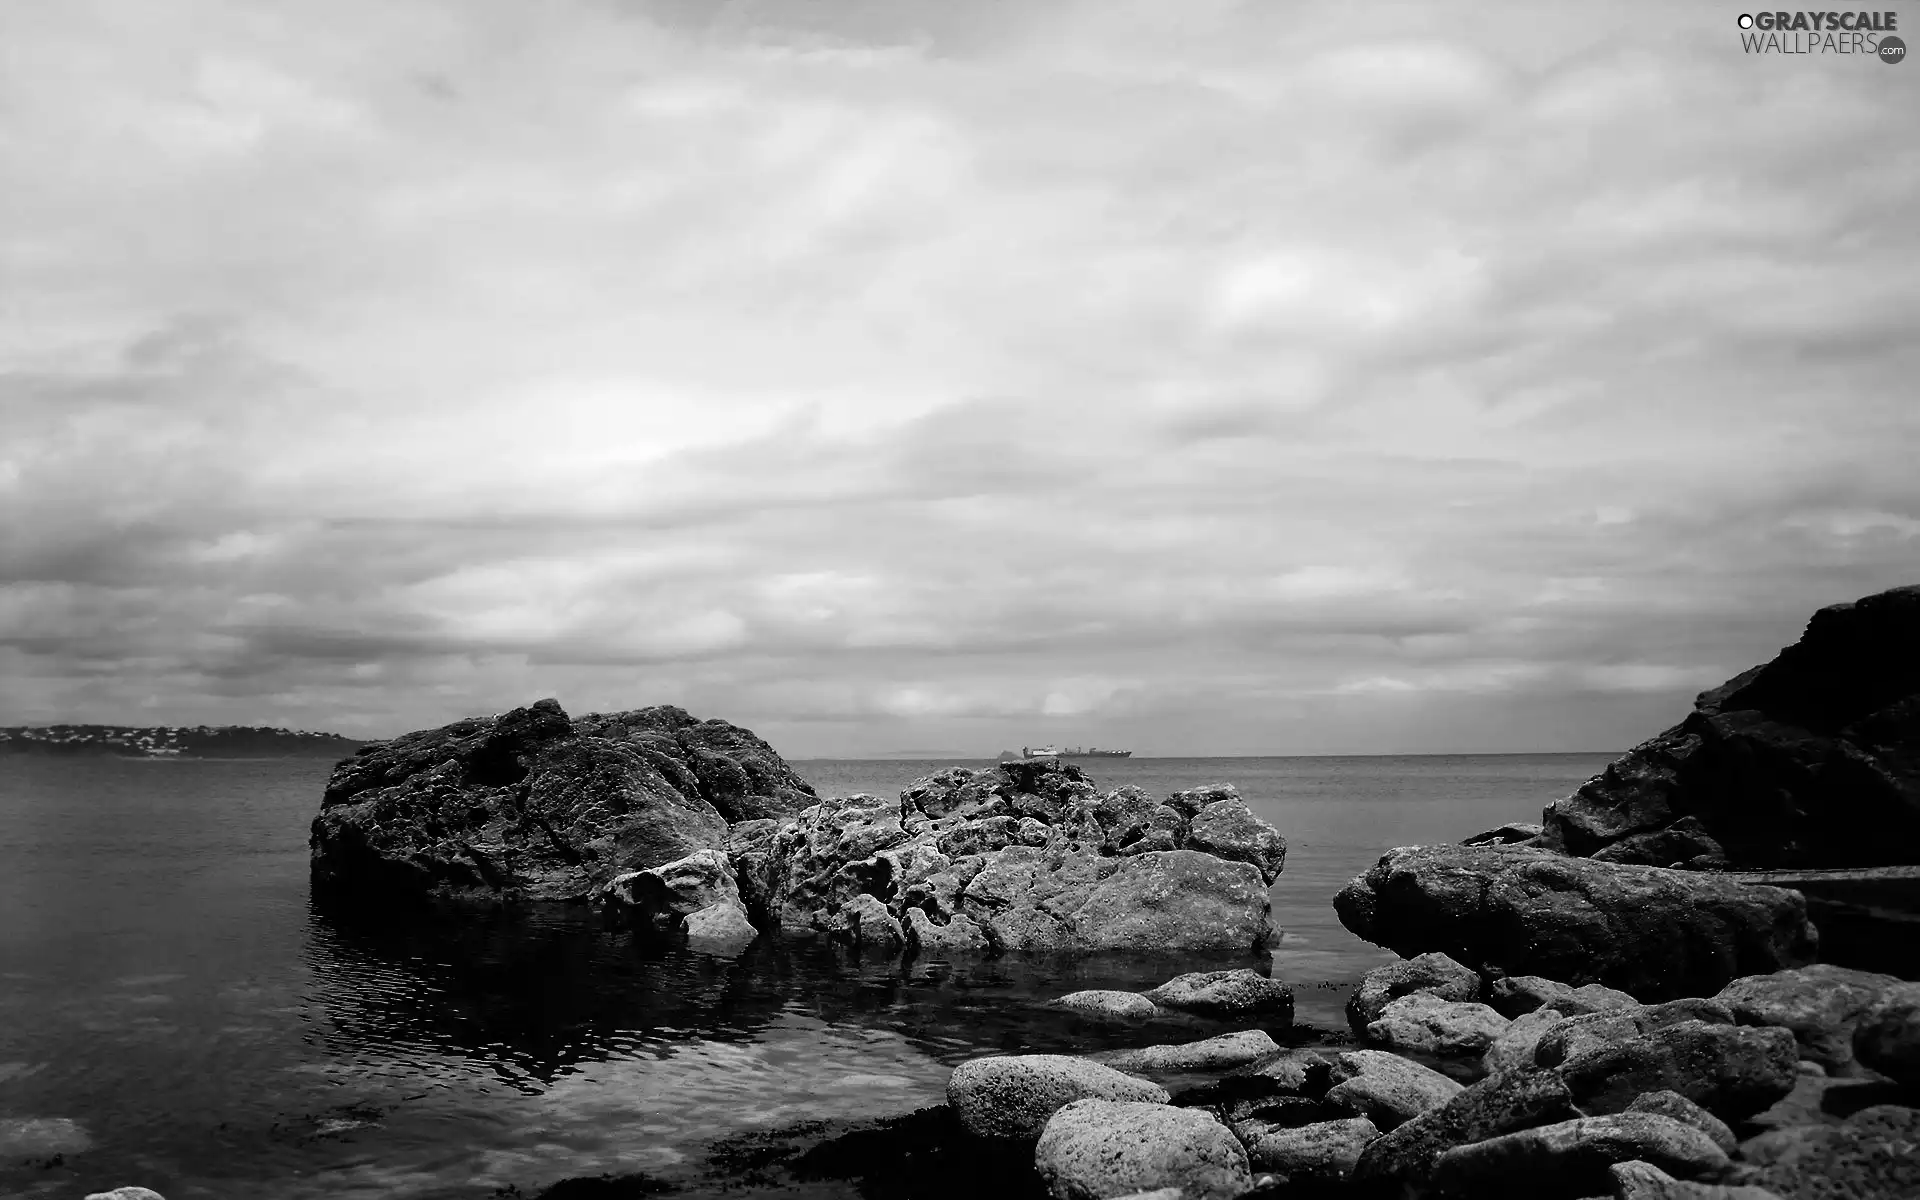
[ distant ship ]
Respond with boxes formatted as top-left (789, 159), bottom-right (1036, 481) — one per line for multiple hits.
top-left (1020, 745), bottom-right (1132, 759)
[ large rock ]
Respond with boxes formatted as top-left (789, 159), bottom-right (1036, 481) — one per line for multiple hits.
top-left (1242, 1116), bottom-right (1379, 1181)
top-left (947, 1054), bottom-right (1170, 1141)
top-left (1321, 1049), bottom-right (1463, 1131)
top-left (1540, 585), bottom-right (1920, 869)
top-left (1851, 980), bottom-right (1920, 1086)
top-left (1738, 1103), bottom-right (1920, 1200)
top-left (1333, 843), bottom-right (1818, 1001)
top-left (1051, 990), bottom-right (1162, 1022)
top-left (601, 848), bottom-right (742, 923)
top-left (1353, 1067), bottom-right (1579, 1187)
top-left (1035, 1099), bottom-right (1251, 1200)
top-left (1347, 951), bottom-right (1482, 1035)
top-left (740, 761), bottom-right (1283, 957)
top-left (1365, 992), bottom-right (1511, 1056)
top-left (1557, 1020), bottom-right (1800, 1121)
top-left (1430, 1113), bottom-right (1730, 1200)
top-left (1182, 792), bottom-right (1288, 884)
top-left (1143, 969), bottom-right (1293, 1020)
top-left (1490, 975), bottom-right (1640, 1019)
top-left (310, 700), bottom-right (814, 903)
top-left (1713, 964), bottom-right (1906, 1071)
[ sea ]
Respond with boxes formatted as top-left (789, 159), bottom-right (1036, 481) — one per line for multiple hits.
top-left (0, 753), bottom-right (1612, 1200)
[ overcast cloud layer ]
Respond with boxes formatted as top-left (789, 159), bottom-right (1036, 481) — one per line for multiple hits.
top-left (3, 0), bottom-right (1917, 756)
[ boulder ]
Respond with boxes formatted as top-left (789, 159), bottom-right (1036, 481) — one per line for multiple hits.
top-left (1183, 794), bottom-right (1288, 884)
top-left (1035, 1099), bottom-right (1251, 1200)
top-left (310, 700), bottom-right (814, 904)
top-left (682, 899), bottom-right (758, 946)
top-left (1484, 1008), bottom-right (1568, 1075)
top-left (1430, 1114), bottom-right (1730, 1200)
top-left (1321, 1050), bottom-right (1463, 1131)
top-left (1713, 964), bottom-right (1906, 1071)
top-left (1333, 844), bottom-right (1817, 1001)
top-left (1589, 817), bottom-right (1729, 868)
top-left (1143, 969), bottom-right (1293, 1021)
top-left (1557, 1021), bottom-right (1800, 1121)
top-left (1851, 981), bottom-right (1920, 1086)
top-left (1241, 1116), bottom-right (1379, 1181)
top-left (1099, 1031), bottom-right (1281, 1076)
top-left (1052, 990), bottom-right (1162, 1021)
top-left (1607, 1161), bottom-right (1786, 1200)
top-left (84, 1191), bottom-right (169, 1200)
top-left (1530, 1003), bottom-right (1732, 1071)
top-left (1738, 1103), bottom-right (1920, 1200)
top-left (1540, 585), bottom-right (1920, 869)
top-left (1490, 975), bottom-right (1641, 1019)
top-left (1365, 992), bottom-right (1511, 1056)
top-left (1353, 1067), bottom-right (1580, 1187)
top-left (947, 1055), bottom-right (1170, 1141)
top-left (1347, 952), bottom-right (1483, 1035)
top-left (747, 762), bottom-right (1283, 957)
top-left (1624, 1091), bottom-right (1736, 1154)
top-left (601, 848), bottom-right (743, 924)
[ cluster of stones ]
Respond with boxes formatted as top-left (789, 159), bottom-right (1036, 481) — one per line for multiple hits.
top-left (944, 957), bottom-right (1920, 1200)
top-left (608, 759), bottom-right (1289, 958)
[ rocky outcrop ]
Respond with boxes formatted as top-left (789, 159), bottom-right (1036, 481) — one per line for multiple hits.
top-left (730, 763), bottom-right (1284, 957)
top-left (1035, 1100), bottom-right (1251, 1200)
top-left (310, 699), bottom-right (814, 904)
top-left (1332, 844), bottom-right (1817, 1001)
top-left (1540, 585), bottom-right (1920, 870)
top-left (947, 1055), bottom-right (1170, 1141)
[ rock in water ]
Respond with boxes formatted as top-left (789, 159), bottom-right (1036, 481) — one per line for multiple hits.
top-left (947, 1055), bottom-right (1171, 1141)
top-left (1540, 585), bottom-right (1920, 869)
top-left (310, 700), bottom-right (814, 904)
top-left (1142, 969), bottom-right (1293, 1020)
top-left (1035, 1100), bottom-right (1251, 1200)
top-left (1346, 952), bottom-right (1482, 1035)
top-left (1332, 844), bottom-right (1817, 1001)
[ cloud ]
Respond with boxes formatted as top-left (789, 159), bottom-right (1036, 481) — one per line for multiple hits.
top-left (1, 0), bottom-right (1916, 754)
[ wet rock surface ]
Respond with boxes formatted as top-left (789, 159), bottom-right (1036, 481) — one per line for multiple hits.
top-left (948, 1054), bottom-right (1172, 1141)
top-left (1035, 1099), bottom-right (1252, 1200)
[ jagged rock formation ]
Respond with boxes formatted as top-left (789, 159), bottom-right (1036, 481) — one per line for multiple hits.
top-left (723, 761), bottom-right (1285, 957)
top-left (1542, 584), bottom-right (1920, 869)
top-left (310, 699), bottom-right (815, 904)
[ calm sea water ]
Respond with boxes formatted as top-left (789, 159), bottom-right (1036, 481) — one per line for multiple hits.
top-left (0, 753), bottom-right (1610, 1200)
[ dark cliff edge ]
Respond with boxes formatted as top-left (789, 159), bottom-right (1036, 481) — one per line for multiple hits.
top-left (0, 723), bottom-right (364, 759)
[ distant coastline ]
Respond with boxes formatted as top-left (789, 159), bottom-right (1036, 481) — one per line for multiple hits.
top-left (0, 723), bottom-right (364, 759)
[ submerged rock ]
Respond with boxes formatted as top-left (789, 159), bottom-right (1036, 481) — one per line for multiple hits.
top-left (310, 699), bottom-right (814, 904)
top-left (1540, 584), bottom-right (1920, 870)
top-left (947, 1054), bottom-right (1170, 1141)
top-left (1332, 844), bottom-right (1817, 1001)
top-left (1035, 1099), bottom-right (1251, 1200)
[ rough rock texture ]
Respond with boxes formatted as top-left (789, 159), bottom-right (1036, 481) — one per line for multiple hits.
top-left (731, 762), bottom-right (1283, 957)
top-left (1322, 1050), bottom-right (1463, 1131)
top-left (1365, 992), bottom-right (1512, 1056)
top-left (1035, 1099), bottom-right (1251, 1200)
top-left (1851, 980), bottom-right (1920, 1086)
top-left (1713, 964), bottom-right (1906, 1072)
top-left (1738, 1103), bottom-right (1920, 1200)
top-left (1353, 1067), bottom-right (1580, 1188)
top-left (1608, 1161), bottom-right (1786, 1200)
top-left (682, 899), bottom-right (758, 944)
top-left (1534, 1003), bottom-right (1735, 1072)
top-left (1484, 1008), bottom-right (1569, 1075)
top-left (1143, 969), bottom-right (1294, 1020)
top-left (904, 908), bottom-right (991, 955)
top-left (601, 849), bottom-right (740, 922)
top-left (1052, 990), bottom-right (1162, 1021)
top-left (83, 1191), bottom-right (168, 1200)
top-left (1430, 1114), bottom-right (1730, 1200)
top-left (1099, 1031), bottom-right (1281, 1075)
top-left (1242, 1116), bottom-right (1379, 1181)
top-left (1540, 585), bottom-right (1920, 869)
top-left (1557, 1021), bottom-right (1800, 1121)
top-left (947, 1055), bottom-right (1170, 1141)
top-left (1625, 1091), bottom-right (1736, 1155)
top-left (1333, 844), bottom-right (1818, 1001)
top-left (311, 699), bottom-right (814, 903)
top-left (1491, 976), bottom-right (1641, 1019)
top-left (1463, 821), bottom-right (1546, 847)
top-left (1346, 952), bottom-right (1482, 1036)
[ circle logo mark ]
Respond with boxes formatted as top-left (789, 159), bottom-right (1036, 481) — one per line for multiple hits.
top-left (1881, 35), bottom-right (1907, 63)
top-left (1738, 14), bottom-right (1755, 29)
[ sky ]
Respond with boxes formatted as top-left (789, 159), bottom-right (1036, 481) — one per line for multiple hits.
top-left (2, 0), bottom-right (1917, 757)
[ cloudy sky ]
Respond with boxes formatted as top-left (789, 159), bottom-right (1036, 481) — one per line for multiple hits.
top-left (3, 1), bottom-right (1916, 756)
